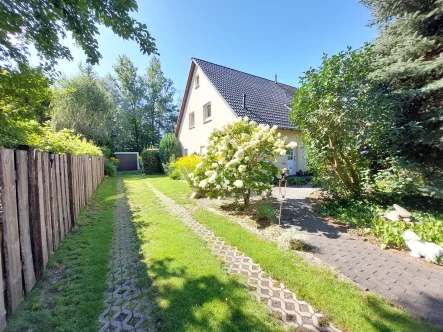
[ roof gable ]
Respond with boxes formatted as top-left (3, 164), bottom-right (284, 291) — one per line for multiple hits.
top-left (193, 58), bottom-right (296, 129)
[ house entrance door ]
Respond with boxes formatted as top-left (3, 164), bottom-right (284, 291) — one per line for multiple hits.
top-left (287, 149), bottom-right (296, 175)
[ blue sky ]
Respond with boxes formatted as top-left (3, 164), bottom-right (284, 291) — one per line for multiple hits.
top-left (35, 0), bottom-right (376, 97)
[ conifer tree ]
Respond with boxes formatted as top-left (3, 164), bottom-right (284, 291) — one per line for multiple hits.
top-left (361, 0), bottom-right (443, 169)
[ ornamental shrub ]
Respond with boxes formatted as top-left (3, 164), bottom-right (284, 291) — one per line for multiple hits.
top-left (190, 117), bottom-right (297, 207)
top-left (141, 149), bottom-right (162, 174)
top-left (170, 155), bottom-right (201, 181)
top-left (26, 122), bottom-right (103, 156)
top-left (159, 133), bottom-right (180, 165)
top-left (104, 159), bottom-right (118, 176)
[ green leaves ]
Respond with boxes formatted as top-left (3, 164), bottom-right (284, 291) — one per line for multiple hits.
top-left (0, 0), bottom-right (158, 69)
top-left (290, 45), bottom-right (393, 197)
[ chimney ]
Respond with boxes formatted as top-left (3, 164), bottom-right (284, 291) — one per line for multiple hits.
top-left (242, 94), bottom-right (246, 109)
top-left (275, 74), bottom-right (277, 83)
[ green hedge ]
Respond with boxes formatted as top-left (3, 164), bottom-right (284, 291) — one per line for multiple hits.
top-left (141, 149), bottom-right (162, 174)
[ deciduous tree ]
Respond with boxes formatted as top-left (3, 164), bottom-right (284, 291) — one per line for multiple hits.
top-left (0, 0), bottom-right (157, 69)
top-left (290, 46), bottom-right (393, 197)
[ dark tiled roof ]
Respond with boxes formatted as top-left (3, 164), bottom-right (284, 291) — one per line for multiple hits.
top-left (193, 58), bottom-right (296, 130)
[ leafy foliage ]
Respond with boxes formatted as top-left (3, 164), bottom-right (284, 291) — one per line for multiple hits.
top-left (27, 123), bottom-right (103, 156)
top-left (361, 0), bottom-right (443, 170)
top-left (104, 159), bottom-right (118, 177)
top-left (0, 64), bottom-right (52, 148)
top-left (253, 204), bottom-right (276, 222)
top-left (170, 155), bottom-right (201, 181)
top-left (140, 149), bottom-right (161, 174)
top-left (51, 65), bottom-right (114, 146)
top-left (290, 45), bottom-right (394, 197)
top-left (112, 56), bottom-right (178, 151)
top-left (321, 197), bottom-right (443, 250)
top-left (190, 118), bottom-right (297, 207)
top-left (287, 177), bottom-right (307, 186)
top-left (372, 218), bottom-right (443, 250)
top-left (0, 0), bottom-right (157, 69)
top-left (159, 133), bottom-right (180, 165)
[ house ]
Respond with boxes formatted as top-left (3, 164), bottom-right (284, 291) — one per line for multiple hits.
top-left (175, 58), bottom-right (307, 175)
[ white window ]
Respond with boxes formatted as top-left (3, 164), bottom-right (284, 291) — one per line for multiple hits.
top-left (203, 102), bottom-right (211, 122)
top-left (184, 148), bottom-right (188, 156)
top-left (200, 146), bottom-right (206, 155)
top-left (189, 112), bottom-right (195, 129)
top-left (288, 149), bottom-right (294, 160)
top-left (195, 74), bottom-right (200, 89)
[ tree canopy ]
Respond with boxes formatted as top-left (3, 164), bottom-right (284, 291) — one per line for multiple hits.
top-left (361, 0), bottom-right (443, 170)
top-left (290, 46), bottom-right (394, 197)
top-left (51, 65), bottom-right (114, 147)
top-left (0, 0), bottom-right (157, 68)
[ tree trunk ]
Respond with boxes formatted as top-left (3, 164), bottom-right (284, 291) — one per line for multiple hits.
top-left (243, 189), bottom-right (251, 208)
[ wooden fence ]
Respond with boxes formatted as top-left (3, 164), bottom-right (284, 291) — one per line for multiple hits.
top-left (0, 148), bottom-right (105, 329)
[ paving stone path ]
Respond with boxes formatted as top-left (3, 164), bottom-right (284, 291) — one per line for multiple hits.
top-left (273, 186), bottom-right (443, 328)
top-left (146, 181), bottom-right (340, 331)
top-left (99, 179), bottom-right (155, 331)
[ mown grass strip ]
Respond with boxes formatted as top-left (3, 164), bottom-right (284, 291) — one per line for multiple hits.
top-left (6, 176), bottom-right (118, 332)
top-left (123, 175), bottom-right (283, 332)
top-left (146, 175), bottom-right (438, 332)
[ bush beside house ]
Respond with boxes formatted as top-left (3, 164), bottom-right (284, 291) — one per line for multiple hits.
top-left (141, 149), bottom-right (162, 174)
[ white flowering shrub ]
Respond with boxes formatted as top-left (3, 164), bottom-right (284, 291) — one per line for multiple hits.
top-left (190, 117), bottom-right (297, 207)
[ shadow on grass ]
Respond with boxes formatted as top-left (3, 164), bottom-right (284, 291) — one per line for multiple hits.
top-left (363, 294), bottom-right (441, 331)
top-left (142, 258), bottom-right (279, 332)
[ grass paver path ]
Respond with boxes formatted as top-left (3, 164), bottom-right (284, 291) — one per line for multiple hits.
top-left (146, 181), bottom-right (340, 331)
top-left (276, 186), bottom-right (443, 328)
top-left (99, 179), bottom-right (155, 331)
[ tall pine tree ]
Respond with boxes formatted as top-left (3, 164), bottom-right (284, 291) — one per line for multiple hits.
top-left (361, 0), bottom-right (443, 170)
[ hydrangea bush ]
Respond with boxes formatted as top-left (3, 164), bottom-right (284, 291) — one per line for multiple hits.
top-left (190, 117), bottom-right (297, 207)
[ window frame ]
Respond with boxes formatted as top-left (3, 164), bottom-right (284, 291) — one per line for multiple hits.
top-left (195, 74), bottom-right (200, 89)
top-left (184, 148), bottom-right (188, 156)
top-left (200, 146), bottom-right (206, 155)
top-left (189, 112), bottom-right (195, 129)
top-left (203, 102), bottom-right (212, 123)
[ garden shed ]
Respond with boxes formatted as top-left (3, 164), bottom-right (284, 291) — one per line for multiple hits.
top-left (114, 152), bottom-right (140, 171)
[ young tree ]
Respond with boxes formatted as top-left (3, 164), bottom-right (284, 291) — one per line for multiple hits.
top-left (159, 133), bottom-right (180, 165)
top-left (1, 0), bottom-right (157, 69)
top-left (113, 55), bottom-right (146, 152)
top-left (290, 46), bottom-right (393, 197)
top-left (190, 118), bottom-right (297, 207)
top-left (145, 57), bottom-right (176, 146)
top-left (361, 0), bottom-right (443, 170)
top-left (51, 64), bottom-right (114, 146)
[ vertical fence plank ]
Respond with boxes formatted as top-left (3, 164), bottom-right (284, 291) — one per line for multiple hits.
top-left (0, 149), bottom-right (24, 314)
top-left (42, 153), bottom-right (53, 257)
top-left (61, 155), bottom-right (68, 233)
top-left (50, 156), bottom-right (59, 250)
top-left (15, 150), bottom-right (36, 293)
top-left (36, 152), bottom-right (49, 268)
top-left (0, 243), bottom-right (6, 329)
top-left (27, 148), bottom-right (44, 281)
top-left (67, 155), bottom-right (75, 225)
top-left (55, 155), bottom-right (64, 240)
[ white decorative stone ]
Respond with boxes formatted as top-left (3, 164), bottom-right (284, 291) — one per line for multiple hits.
top-left (393, 204), bottom-right (412, 218)
top-left (385, 211), bottom-right (401, 221)
top-left (403, 230), bottom-right (443, 262)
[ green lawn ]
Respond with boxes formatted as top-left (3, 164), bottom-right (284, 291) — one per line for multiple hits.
top-left (6, 177), bottom-right (118, 332)
top-left (146, 175), bottom-right (439, 332)
top-left (123, 175), bottom-right (283, 332)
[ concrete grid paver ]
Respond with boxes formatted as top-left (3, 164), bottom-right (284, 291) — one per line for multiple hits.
top-left (273, 186), bottom-right (443, 328)
top-left (146, 181), bottom-right (340, 331)
top-left (98, 179), bottom-right (156, 332)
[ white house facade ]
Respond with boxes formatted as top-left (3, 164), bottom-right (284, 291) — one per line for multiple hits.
top-left (176, 58), bottom-right (307, 175)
